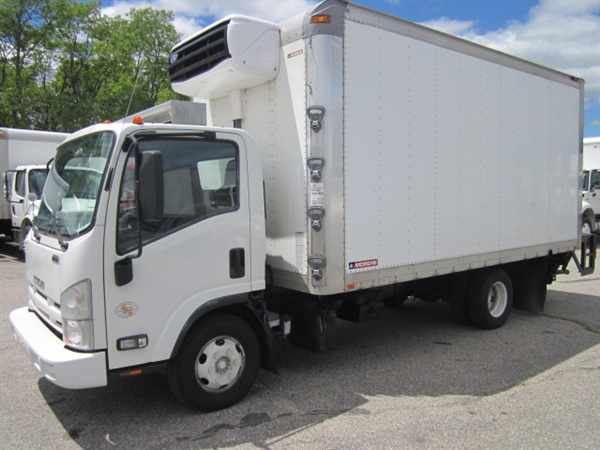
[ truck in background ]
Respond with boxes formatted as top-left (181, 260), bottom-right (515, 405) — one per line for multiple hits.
top-left (1, 128), bottom-right (68, 248)
top-left (9, 0), bottom-right (595, 412)
top-left (581, 137), bottom-right (600, 235)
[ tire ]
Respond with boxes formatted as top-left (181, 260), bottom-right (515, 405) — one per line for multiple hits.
top-left (169, 313), bottom-right (260, 412)
top-left (467, 269), bottom-right (513, 330)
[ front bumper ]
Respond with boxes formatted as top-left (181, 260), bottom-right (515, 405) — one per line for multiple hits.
top-left (9, 307), bottom-right (107, 389)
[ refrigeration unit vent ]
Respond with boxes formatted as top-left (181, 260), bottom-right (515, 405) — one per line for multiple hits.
top-left (169, 21), bottom-right (231, 83)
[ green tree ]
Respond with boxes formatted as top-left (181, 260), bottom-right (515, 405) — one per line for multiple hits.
top-left (0, 0), bottom-right (69, 127)
top-left (92, 8), bottom-right (181, 122)
top-left (0, 2), bottom-right (183, 132)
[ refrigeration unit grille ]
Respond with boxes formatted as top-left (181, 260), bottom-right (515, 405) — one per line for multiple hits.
top-left (169, 21), bottom-right (231, 83)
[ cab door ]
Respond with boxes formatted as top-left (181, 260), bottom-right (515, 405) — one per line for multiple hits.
top-left (10, 169), bottom-right (26, 228)
top-left (103, 132), bottom-right (253, 369)
top-left (588, 170), bottom-right (600, 214)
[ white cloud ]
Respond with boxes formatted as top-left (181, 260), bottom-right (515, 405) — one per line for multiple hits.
top-left (426, 0), bottom-right (600, 103)
top-left (102, 0), bottom-right (316, 40)
top-left (421, 17), bottom-right (475, 35)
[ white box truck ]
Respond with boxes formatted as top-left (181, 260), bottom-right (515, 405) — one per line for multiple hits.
top-left (10, 0), bottom-right (595, 411)
top-left (581, 137), bottom-right (600, 234)
top-left (1, 128), bottom-right (68, 247)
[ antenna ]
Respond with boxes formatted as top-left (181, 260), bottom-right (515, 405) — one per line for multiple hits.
top-left (125, 52), bottom-right (144, 117)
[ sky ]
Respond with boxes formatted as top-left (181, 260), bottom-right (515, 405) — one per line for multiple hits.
top-left (101, 0), bottom-right (600, 137)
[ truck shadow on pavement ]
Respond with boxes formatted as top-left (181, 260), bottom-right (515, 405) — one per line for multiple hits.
top-left (39, 289), bottom-right (600, 449)
top-left (0, 241), bottom-right (22, 262)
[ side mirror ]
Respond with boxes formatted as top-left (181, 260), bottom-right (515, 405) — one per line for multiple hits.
top-left (27, 192), bottom-right (38, 202)
top-left (138, 150), bottom-right (164, 223)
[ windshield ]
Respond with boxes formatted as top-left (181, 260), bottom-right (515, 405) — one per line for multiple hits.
top-left (35, 131), bottom-right (115, 239)
top-left (28, 169), bottom-right (48, 198)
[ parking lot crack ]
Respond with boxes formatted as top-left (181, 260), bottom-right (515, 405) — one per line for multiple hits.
top-left (539, 313), bottom-right (600, 335)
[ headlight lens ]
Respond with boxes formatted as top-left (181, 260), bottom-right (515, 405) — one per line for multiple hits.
top-left (61, 279), bottom-right (92, 320)
top-left (63, 320), bottom-right (94, 350)
top-left (60, 280), bottom-right (94, 350)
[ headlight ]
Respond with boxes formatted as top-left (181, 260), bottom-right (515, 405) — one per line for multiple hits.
top-left (61, 280), bottom-right (94, 350)
top-left (64, 320), bottom-right (94, 350)
top-left (61, 279), bottom-right (92, 320)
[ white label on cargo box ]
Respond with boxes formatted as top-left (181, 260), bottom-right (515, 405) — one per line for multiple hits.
top-left (310, 182), bottom-right (325, 207)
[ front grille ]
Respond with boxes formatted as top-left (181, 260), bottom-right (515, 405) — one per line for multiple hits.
top-left (169, 21), bottom-right (231, 83)
top-left (29, 285), bottom-right (62, 335)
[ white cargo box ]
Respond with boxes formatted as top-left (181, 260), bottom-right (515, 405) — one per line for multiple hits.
top-left (171, 0), bottom-right (583, 295)
top-left (0, 128), bottom-right (68, 223)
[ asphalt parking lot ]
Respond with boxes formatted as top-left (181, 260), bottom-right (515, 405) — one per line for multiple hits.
top-left (2, 242), bottom-right (600, 449)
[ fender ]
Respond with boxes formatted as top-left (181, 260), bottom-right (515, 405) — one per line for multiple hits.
top-left (169, 293), bottom-right (277, 371)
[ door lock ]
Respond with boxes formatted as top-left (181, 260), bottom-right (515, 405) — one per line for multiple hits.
top-left (308, 207), bottom-right (325, 231)
top-left (307, 106), bottom-right (326, 133)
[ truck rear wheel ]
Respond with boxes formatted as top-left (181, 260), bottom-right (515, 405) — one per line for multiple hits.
top-left (468, 269), bottom-right (513, 329)
top-left (169, 313), bottom-right (260, 411)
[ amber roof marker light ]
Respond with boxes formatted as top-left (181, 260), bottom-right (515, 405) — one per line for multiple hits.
top-left (132, 115), bottom-right (144, 125)
top-left (311, 14), bottom-right (331, 24)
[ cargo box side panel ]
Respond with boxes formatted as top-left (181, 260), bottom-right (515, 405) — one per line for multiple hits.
top-left (343, 20), bottom-right (580, 281)
top-left (208, 40), bottom-right (309, 280)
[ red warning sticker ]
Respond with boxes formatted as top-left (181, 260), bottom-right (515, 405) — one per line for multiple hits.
top-left (348, 259), bottom-right (379, 270)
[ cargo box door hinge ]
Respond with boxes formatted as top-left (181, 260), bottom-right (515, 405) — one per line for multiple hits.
top-left (308, 256), bottom-right (326, 286)
top-left (307, 105), bottom-right (325, 133)
top-left (308, 206), bottom-right (325, 231)
top-left (307, 157), bottom-right (325, 182)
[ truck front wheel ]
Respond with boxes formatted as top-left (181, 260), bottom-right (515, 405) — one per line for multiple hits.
top-left (467, 269), bottom-right (513, 329)
top-left (169, 313), bottom-right (261, 411)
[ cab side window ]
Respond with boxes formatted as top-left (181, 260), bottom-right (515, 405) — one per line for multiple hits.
top-left (117, 138), bottom-right (239, 254)
top-left (14, 171), bottom-right (26, 197)
top-left (591, 170), bottom-right (600, 191)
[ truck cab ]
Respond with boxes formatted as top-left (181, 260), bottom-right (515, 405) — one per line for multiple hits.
top-left (10, 121), bottom-right (269, 410)
top-left (3, 165), bottom-right (48, 248)
top-left (582, 138), bottom-right (600, 235)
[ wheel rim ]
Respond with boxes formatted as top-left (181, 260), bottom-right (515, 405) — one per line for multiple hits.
top-left (195, 335), bottom-right (246, 392)
top-left (487, 281), bottom-right (508, 318)
top-left (582, 222), bottom-right (592, 236)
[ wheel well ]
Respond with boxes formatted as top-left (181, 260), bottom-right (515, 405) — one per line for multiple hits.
top-left (171, 302), bottom-right (274, 370)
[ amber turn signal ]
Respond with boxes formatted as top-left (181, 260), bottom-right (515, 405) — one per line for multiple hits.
top-left (311, 14), bottom-right (331, 24)
top-left (132, 115), bottom-right (144, 125)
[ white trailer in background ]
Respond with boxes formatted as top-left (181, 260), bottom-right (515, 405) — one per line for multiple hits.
top-left (10, 0), bottom-right (594, 412)
top-left (581, 137), bottom-right (600, 234)
top-left (1, 128), bottom-right (68, 246)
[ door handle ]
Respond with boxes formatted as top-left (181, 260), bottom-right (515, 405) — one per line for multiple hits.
top-left (115, 258), bottom-right (134, 286)
top-left (229, 248), bottom-right (245, 279)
